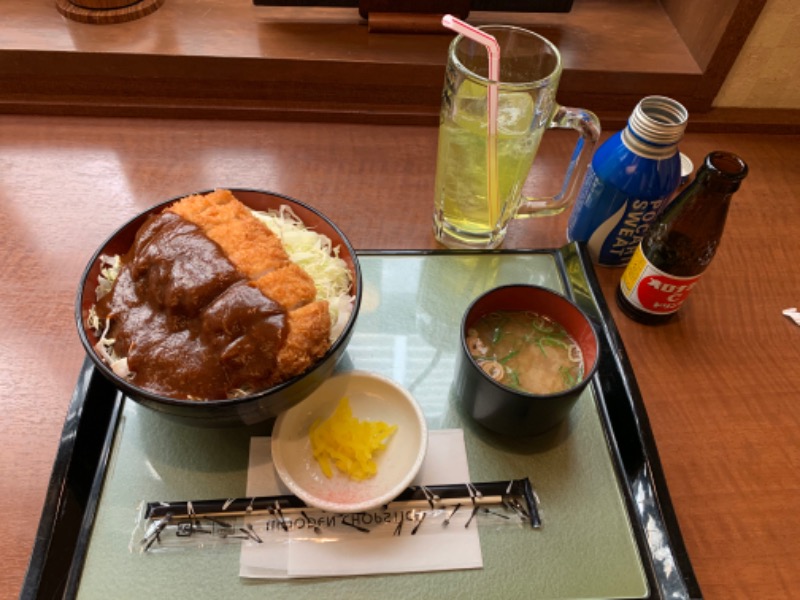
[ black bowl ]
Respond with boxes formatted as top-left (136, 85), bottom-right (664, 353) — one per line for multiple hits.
top-left (455, 284), bottom-right (599, 437)
top-left (76, 189), bottom-right (362, 427)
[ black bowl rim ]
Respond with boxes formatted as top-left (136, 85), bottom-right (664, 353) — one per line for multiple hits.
top-left (75, 188), bottom-right (363, 408)
top-left (460, 283), bottom-right (600, 400)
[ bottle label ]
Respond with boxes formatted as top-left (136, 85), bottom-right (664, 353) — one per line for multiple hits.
top-left (619, 245), bottom-right (702, 315)
top-left (567, 166), bottom-right (669, 267)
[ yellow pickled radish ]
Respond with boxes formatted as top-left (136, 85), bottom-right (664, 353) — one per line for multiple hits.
top-left (309, 397), bottom-right (397, 480)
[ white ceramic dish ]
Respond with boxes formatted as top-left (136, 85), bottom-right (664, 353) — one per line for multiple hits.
top-left (271, 370), bottom-right (428, 513)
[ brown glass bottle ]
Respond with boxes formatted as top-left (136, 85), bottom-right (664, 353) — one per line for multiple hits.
top-left (616, 151), bottom-right (748, 324)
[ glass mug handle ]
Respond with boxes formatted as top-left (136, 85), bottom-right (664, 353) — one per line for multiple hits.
top-left (516, 105), bottom-right (601, 217)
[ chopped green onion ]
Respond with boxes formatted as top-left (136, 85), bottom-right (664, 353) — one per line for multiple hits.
top-left (500, 349), bottom-right (519, 364)
top-left (537, 336), bottom-right (569, 355)
top-left (505, 369), bottom-right (521, 389)
top-left (559, 365), bottom-right (579, 388)
top-left (531, 316), bottom-right (555, 334)
top-left (492, 327), bottom-right (504, 344)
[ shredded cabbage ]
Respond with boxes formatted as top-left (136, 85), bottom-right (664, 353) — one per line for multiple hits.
top-left (89, 254), bottom-right (126, 372)
top-left (95, 254), bottom-right (122, 301)
top-left (252, 205), bottom-right (354, 342)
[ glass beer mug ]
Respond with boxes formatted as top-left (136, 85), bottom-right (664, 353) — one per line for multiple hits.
top-left (433, 25), bottom-right (601, 249)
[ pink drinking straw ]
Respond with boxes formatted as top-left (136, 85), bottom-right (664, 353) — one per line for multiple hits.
top-left (442, 15), bottom-right (501, 227)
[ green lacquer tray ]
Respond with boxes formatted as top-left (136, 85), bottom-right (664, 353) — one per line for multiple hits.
top-left (22, 244), bottom-right (702, 600)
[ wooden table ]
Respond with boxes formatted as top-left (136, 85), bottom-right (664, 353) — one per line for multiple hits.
top-left (2, 114), bottom-right (798, 599)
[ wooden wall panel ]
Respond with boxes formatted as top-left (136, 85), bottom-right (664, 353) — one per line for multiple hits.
top-left (0, 0), bottom-right (792, 128)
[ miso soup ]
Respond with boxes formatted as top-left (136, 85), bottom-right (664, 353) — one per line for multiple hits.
top-left (466, 310), bottom-right (584, 395)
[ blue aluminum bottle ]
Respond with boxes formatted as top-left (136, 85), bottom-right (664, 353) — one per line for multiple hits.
top-left (566, 96), bottom-right (688, 267)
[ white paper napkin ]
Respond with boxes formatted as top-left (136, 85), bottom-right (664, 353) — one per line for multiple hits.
top-left (240, 429), bottom-right (483, 579)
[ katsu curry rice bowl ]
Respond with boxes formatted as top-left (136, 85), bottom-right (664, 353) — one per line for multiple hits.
top-left (76, 189), bottom-right (362, 427)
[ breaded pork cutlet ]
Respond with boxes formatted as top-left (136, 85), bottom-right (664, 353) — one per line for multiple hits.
top-left (252, 262), bottom-right (317, 311)
top-left (275, 301), bottom-right (331, 382)
top-left (168, 189), bottom-right (332, 387)
top-left (169, 189), bottom-right (288, 279)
